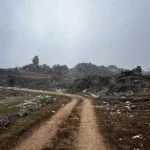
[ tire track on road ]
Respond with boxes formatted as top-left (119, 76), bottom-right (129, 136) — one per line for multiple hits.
top-left (76, 98), bottom-right (106, 150)
top-left (14, 98), bottom-right (78, 150)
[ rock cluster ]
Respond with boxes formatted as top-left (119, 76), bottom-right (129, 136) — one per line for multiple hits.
top-left (52, 64), bottom-right (69, 76)
top-left (68, 66), bottom-right (150, 97)
top-left (121, 66), bottom-right (142, 76)
top-left (69, 63), bottom-right (124, 79)
top-left (0, 56), bottom-right (150, 93)
top-left (68, 75), bottom-right (110, 93)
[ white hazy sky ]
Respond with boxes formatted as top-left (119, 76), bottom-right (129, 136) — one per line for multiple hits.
top-left (0, 0), bottom-right (150, 69)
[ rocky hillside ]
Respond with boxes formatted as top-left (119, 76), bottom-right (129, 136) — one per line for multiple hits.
top-left (0, 56), bottom-right (125, 89)
top-left (69, 63), bottom-right (124, 79)
top-left (68, 75), bottom-right (111, 93)
top-left (21, 61), bottom-right (124, 79)
top-left (1, 56), bottom-right (150, 91)
top-left (68, 66), bottom-right (150, 98)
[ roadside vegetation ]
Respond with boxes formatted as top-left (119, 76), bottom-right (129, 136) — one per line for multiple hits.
top-left (0, 89), bottom-right (71, 150)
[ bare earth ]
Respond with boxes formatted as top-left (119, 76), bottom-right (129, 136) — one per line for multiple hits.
top-left (0, 87), bottom-right (107, 150)
top-left (14, 98), bottom-right (77, 150)
top-left (76, 99), bottom-right (106, 150)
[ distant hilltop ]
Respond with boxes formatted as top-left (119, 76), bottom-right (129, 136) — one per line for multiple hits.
top-left (0, 55), bottom-right (149, 90)
top-left (17, 56), bottom-right (126, 78)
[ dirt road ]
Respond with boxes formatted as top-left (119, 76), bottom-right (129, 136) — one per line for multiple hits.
top-left (0, 87), bottom-right (107, 150)
top-left (76, 99), bottom-right (106, 150)
top-left (14, 98), bottom-right (78, 150)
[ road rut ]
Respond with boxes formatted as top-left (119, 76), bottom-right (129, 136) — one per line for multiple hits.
top-left (14, 98), bottom-right (77, 150)
top-left (76, 99), bottom-right (106, 150)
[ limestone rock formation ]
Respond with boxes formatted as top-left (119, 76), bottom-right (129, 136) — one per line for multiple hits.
top-left (52, 64), bottom-right (69, 76)
top-left (68, 66), bottom-right (150, 96)
top-left (121, 66), bottom-right (142, 76)
top-left (32, 56), bottom-right (39, 65)
top-left (69, 63), bottom-right (123, 79)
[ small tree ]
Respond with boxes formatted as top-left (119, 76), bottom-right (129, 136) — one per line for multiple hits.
top-left (32, 56), bottom-right (39, 65)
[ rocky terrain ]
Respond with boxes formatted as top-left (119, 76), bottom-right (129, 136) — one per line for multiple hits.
top-left (0, 58), bottom-right (150, 150)
top-left (0, 56), bottom-right (125, 90)
top-left (68, 66), bottom-right (150, 98)
top-left (93, 93), bottom-right (150, 150)
top-left (1, 56), bottom-right (150, 99)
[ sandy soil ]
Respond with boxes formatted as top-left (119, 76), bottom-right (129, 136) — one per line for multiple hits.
top-left (14, 98), bottom-right (77, 150)
top-left (76, 99), bottom-right (106, 150)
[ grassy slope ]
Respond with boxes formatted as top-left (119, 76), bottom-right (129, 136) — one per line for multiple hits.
top-left (0, 90), bottom-right (71, 150)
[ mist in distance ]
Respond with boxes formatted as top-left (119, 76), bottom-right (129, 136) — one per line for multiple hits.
top-left (0, 0), bottom-right (150, 70)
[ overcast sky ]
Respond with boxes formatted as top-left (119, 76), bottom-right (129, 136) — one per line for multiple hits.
top-left (0, 0), bottom-right (150, 69)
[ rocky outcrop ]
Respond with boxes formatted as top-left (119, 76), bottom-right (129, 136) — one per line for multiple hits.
top-left (1, 55), bottom-right (149, 92)
top-left (22, 64), bottom-right (51, 74)
top-left (32, 56), bottom-right (39, 65)
top-left (69, 63), bottom-right (124, 79)
top-left (68, 75), bottom-right (110, 93)
top-left (121, 66), bottom-right (142, 76)
top-left (22, 56), bottom-right (51, 74)
top-left (132, 66), bottom-right (142, 75)
top-left (68, 66), bottom-right (150, 96)
top-left (52, 65), bottom-right (69, 76)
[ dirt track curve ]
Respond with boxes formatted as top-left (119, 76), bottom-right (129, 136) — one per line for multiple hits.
top-left (15, 98), bottom-right (78, 150)
top-left (0, 87), bottom-right (107, 150)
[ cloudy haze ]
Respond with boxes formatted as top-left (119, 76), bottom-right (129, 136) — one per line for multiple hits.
top-left (0, 0), bottom-right (150, 69)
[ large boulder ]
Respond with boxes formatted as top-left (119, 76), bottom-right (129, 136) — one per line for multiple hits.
top-left (32, 56), bottom-right (39, 65)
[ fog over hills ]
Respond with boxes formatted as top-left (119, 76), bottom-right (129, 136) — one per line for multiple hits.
top-left (0, 56), bottom-right (125, 78)
top-left (1, 56), bottom-right (150, 92)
